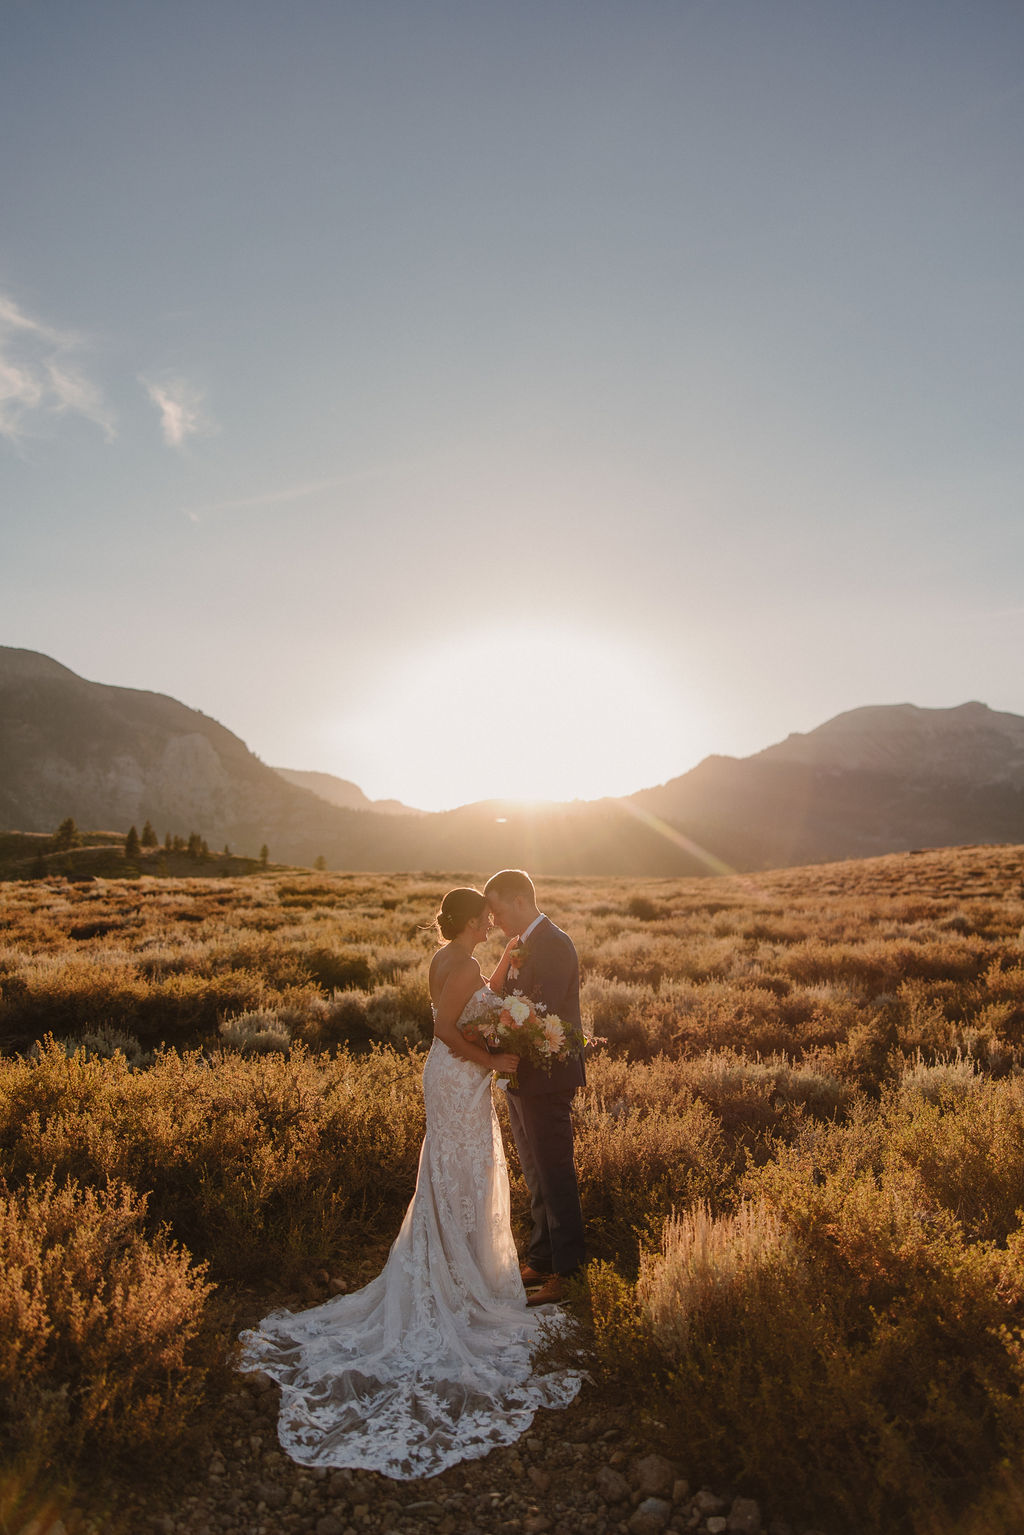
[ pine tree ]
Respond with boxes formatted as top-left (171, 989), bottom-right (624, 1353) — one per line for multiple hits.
top-left (187, 832), bottom-right (202, 860)
top-left (53, 817), bottom-right (78, 851)
top-left (125, 826), bottom-right (141, 858)
top-left (314, 854), bottom-right (327, 871)
top-left (200, 839), bottom-right (210, 859)
top-left (164, 831), bottom-right (173, 851)
top-left (259, 843), bottom-right (269, 867)
top-left (141, 820), bottom-right (158, 848)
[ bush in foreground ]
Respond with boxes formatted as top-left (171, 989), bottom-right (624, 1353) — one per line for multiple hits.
top-left (590, 1163), bottom-right (1024, 1530)
top-left (0, 1174), bottom-right (213, 1462)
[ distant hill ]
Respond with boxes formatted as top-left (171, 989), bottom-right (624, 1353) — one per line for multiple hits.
top-left (272, 767), bottom-right (424, 817)
top-left (1, 647), bottom-right (1022, 873)
top-left (754, 701), bottom-right (1024, 782)
top-left (0, 646), bottom-right (416, 868)
top-left (631, 701), bottom-right (1024, 868)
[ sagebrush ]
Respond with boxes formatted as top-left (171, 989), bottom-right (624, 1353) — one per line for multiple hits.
top-left (2, 844), bottom-right (1024, 1530)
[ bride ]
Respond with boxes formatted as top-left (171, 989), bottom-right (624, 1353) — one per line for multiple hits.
top-left (237, 886), bottom-right (582, 1479)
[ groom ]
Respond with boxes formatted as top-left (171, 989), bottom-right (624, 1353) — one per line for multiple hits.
top-left (484, 869), bottom-right (586, 1305)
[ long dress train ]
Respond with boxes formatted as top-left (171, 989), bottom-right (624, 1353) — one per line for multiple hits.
top-left (236, 987), bottom-right (581, 1479)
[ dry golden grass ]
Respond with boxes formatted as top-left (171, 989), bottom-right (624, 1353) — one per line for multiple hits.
top-left (1, 841), bottom-right (1024, 1529)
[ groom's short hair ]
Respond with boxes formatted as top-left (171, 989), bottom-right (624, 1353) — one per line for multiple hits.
top-left (484, 869), bottom-right (536, 903)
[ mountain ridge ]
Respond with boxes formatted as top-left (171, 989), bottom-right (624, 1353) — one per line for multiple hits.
top-left (272, 766), bottom-right (424, 817)
top-left (751, 700), bottom-right (1024, 782)
top-left (1, 646), bottom-right (1022, 874)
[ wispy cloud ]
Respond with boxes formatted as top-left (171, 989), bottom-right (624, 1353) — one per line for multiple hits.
top-left (188, 475), bottom-right (354, 518)
top-left (140, 374), bottom-right (215, 449)
top-left (0, 292), bottom-right (115, 444)
top-left (182, 453), bottom-right (442, 522)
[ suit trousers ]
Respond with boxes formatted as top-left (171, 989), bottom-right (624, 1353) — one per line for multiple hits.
top-left (505, 1085), bottom-right (586, 1277)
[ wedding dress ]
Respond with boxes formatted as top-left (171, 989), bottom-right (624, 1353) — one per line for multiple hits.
top-left (237, 987), bottom-right (581, 1478)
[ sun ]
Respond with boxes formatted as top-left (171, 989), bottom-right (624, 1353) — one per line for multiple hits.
top-left (326, 622), bottom-right (706, 811)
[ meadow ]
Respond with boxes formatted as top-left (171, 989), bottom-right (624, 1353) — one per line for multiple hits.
top-left (2, 843), bottom-right (1024, 1533)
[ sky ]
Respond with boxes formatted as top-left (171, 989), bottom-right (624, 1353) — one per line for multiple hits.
top-left (2, 0), bottom-right (1022, 811)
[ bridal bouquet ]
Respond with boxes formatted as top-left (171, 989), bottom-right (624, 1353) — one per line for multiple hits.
top-left (464, 992), bottom-right (583, 1073)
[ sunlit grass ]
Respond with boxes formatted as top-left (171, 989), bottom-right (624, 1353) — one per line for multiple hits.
top-left (2, 842), bottom-right (1024, 1529)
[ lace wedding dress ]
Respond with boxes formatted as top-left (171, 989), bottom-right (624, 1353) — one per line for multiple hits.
top-left (237, 987), bottom-right (581, 1478)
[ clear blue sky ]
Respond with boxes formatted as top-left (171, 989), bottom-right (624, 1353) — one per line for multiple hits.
top-left (2, 0), bottom-right (1022, 809)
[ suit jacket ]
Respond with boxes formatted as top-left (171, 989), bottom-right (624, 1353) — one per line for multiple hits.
top-left (507, 915), bottom-right (586, 1097)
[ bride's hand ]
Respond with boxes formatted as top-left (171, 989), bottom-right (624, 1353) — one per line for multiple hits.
top-left (493, 1052), bottom-right (520, 1074)
top-left (484, 935), bottom-right (521, 993)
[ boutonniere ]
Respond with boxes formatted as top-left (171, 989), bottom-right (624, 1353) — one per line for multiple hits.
top-left (507, 944), bottom-right (527, 981)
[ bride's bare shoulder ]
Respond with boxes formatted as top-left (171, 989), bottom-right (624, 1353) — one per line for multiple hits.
top-left (429, 946), bottom-right (481, 1004)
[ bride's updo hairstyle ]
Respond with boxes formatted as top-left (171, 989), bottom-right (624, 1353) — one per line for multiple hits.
top-left (436, 887), bottom-right (487, 942)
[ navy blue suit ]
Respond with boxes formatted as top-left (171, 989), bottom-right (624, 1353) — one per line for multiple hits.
top-left (504, 916), bottom-right (586, 1276)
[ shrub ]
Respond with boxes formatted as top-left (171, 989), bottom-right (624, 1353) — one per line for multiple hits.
top-left (682, 1050), bottom-right (853, 1136)
top-left (594, 1174), bottom-right (1024, 1530)
top-left (301, 945), bottom-right (373, 991)
top-left (897, 1048), bottom-right (982, 1103)
top-left (54, 1026), bottom-right (151, 1070)
top-left (638, 1200), bottom-right (801, 1356)
top-left (3, 849), bottom-right (1024, 1528)
top-left (580, 976), bottom-right (660, 1057)
top-left (0, 1038), bottom-right (427, 1285)
top-left (574, 1058), bottom-right (727, 1262)
top-left (883, 1074), bottom-right (1024, 1243)
top-left (309, 976), bottom-right (433, 1049)
top-left (0, 1174), bottom-right (213, 1461)
top-left (218, 1009), bottom-right (292, 1053)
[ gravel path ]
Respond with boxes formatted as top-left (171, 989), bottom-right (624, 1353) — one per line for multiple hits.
top-left (102, 1277), bottom-right (828, 1535)
top-left (121, 1373), bottom-right (820, 1535)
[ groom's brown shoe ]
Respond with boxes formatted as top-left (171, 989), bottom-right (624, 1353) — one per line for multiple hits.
top-left (526, 1274), bottom-right (567, 1306)
top-left (520, 1262), bottom-right (553, 1286)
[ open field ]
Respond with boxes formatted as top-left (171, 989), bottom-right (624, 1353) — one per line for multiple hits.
top-left (3, 843), bottom-right (1024, 1533)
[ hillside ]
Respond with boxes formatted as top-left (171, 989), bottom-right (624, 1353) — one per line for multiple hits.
top-left (631, 702), bottom-right (1024, 868)
top-left (756, 699), bottom-right (1024, 780)
top-left (0, 646), bottom-right (413, 867)
top-left (272, 766), bottom-right (424, 816)
top-left (2, 648), bottom-right (1023, 873)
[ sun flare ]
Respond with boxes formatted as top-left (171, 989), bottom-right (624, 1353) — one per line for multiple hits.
top-left (325, 623), bottom-right (706, 810)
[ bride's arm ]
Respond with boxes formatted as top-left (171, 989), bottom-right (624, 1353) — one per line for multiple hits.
top-left (433, 961), bottom-right (519, 1072)
top-left (486, 936), bottom-right (519, 994)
